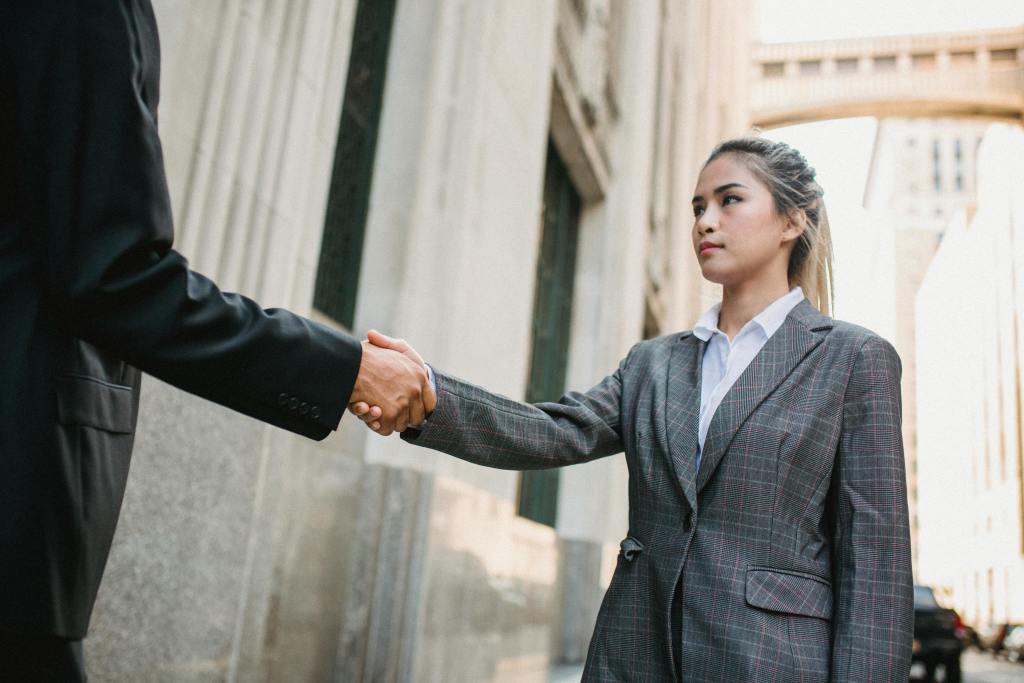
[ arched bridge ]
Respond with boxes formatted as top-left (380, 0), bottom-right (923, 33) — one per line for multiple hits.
top-left (750, 26), bottom-right (1024, 128)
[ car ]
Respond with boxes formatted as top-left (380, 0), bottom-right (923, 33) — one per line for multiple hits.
top-left (959, 623), bottom-right (980, 650)
top-left (1002, 624), bottom-right (1024, 662)
top-left (912, 585), bottom-right (963, 682)
top-left (979, 622), bottom-right (1020, 656)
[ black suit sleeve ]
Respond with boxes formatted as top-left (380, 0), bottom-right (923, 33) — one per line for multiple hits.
top-left (6, 2), bottom-right (361, 439)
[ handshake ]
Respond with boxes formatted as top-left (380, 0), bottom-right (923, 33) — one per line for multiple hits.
top-left (348, 330), bottom-right (434, 435)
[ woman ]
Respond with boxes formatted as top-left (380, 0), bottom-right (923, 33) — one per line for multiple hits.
top-left (352, 137), bottom-right (913, 681)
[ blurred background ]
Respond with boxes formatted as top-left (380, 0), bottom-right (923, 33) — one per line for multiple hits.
top-left (85, 1), bottom-right (1024, 680)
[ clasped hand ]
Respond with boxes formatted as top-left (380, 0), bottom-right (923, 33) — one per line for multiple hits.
top-left (349, 330), bottom-right (434, 435)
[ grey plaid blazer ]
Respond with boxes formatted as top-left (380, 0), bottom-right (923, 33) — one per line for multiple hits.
top-left (405, 300), bottom-right (913, 682)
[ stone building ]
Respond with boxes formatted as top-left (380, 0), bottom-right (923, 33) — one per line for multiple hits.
top-left (915, 124), bottom-right (1024, 627)
top-left (86, 1), bottom-right (751, 680)
top-left (863, 117), bottom-right (990, 575)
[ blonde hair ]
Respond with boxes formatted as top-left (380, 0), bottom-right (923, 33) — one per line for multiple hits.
top-left (704, 137), bottom-right (834, 316)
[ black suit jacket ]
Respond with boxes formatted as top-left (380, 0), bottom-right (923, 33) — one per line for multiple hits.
top-left (0, 2), bottom-right (362, 638)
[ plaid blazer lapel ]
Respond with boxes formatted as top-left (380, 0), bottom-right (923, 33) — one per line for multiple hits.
top-left (664, 331), bottom-right (704, 511)
top-left (696, 300), bottom-right (832, 494)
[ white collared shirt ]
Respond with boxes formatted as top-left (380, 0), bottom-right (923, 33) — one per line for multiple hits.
top-left (691, 286), bottom-right (805, 469)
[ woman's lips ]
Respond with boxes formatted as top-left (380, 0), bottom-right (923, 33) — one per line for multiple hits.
top-left (699, 243), bottom-right (722, 255)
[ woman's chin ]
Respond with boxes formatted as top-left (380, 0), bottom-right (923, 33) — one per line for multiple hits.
top-left (698, 266), bottom-right (729, 285)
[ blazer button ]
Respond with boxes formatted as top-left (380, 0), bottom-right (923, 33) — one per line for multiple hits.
top-left (683, 513), bottom-right (694, 533)
top-left (278, 393), bottom-right (289, 406)
top-left (289, 397), bottom-right (299, 410)
top-left (311, 406), bottom-right (321, 419)
top-left (299, 402), bottom-right (309, 415)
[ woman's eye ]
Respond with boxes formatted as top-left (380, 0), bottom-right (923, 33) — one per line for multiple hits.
top-left (723, 194), bottom-right (740, 205)
top-left (693, 206), bottom-right (705, 217)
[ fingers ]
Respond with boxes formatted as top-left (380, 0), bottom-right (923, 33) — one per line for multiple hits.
top-left (369, 329), bottom-right (425, 367)
top-left (348, 403), bottom-right (382, 433)
top-left (350, 399), bottom-right (414, 434)
top-left (368, 329), bottom-right (407, 352)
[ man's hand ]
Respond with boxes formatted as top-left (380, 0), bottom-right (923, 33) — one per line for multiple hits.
top-left (349, 330), bottom-right (435, 434)
top-left (349, 330), bottom-right (434, 436)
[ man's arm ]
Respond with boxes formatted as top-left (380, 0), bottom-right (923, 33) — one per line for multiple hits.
top-left (5, 3), bottom-right (423, 437)
top-left (830, 337), bottom-right (914, 681)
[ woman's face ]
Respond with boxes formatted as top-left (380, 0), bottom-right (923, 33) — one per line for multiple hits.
top-left (691, 154), bottom-right (801, 288)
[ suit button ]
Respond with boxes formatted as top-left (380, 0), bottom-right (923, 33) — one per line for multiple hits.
top-left (278, 393), bottom-right (289, 406)
top-left (299, 402), bottom-right (309, 415)
top-left (311, 406), bottom-right (321, 419)
top-left (289, 397), bottom-right (299, 410)
top-left (683, 513), bottom-right (693, 533)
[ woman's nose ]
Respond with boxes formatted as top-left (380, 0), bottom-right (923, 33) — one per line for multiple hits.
top-left (696, 208), bottom-right (717, 233)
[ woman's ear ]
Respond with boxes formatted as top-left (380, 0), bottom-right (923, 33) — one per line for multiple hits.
top-left (781, 209), bottom-right (807, 244)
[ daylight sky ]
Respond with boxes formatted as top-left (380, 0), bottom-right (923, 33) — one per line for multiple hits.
top-left (758, 0), bottom-right (1024, 43)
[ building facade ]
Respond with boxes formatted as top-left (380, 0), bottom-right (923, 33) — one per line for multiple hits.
top-left (750, 25), bottom-right (1024, 127)
top-left (863, 117), bottom-right (990, 574)
top-left (86, 1), bottom-right (751, 680)
top-left (916, 123), bottom-right (1024, 627)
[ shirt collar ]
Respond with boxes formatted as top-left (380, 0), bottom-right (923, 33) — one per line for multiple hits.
top-left (692, 303), bottom-right (722, 342)
top-left (692, 286), bottom-right (805, 342)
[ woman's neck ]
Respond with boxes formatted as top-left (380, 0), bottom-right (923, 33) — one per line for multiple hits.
top-left (718, 280), bottom-right (792, 340)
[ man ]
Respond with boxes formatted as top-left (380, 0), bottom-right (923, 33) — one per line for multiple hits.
top-left (0, 2), bottom-right (430, 678)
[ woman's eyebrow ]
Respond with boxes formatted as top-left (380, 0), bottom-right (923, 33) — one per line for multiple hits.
top-left (691, 182), bottom-right (749, 204)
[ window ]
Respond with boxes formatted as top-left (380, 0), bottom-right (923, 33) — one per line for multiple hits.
top-left (873, 55), bottom-right (897, 70)
top-left (799, 59), bottom-right (822, 76)
top-left (912, 53), bottom-right (936, 69)
top-left (951, 50), bottom-right (975, 66)
top-left (932, 139), bottom-right (942, 192)
top-left (835, 57), bottom-right (859, 73)
top-left (314, 0), bottom-right (399, 328)
top-left (914, 586), bottom-right (940, 609)
top-left (991, 48), bottom-right (1018, 63)
top-left (762, 62), bottom-right (785, 78)
top-left (517, 143), bottom-right (582, 528)
top-left (954, 139), bottom-right (963, 191)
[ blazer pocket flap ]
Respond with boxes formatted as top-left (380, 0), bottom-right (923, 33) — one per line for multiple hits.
top-left (745, 568), bottom-right (832, 620)
top-left (57, 375), bottom-right (135, 434)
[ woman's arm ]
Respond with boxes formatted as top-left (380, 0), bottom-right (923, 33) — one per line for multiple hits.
top-left (399, 352), bottom-right (632, 470)
top-left (829, 336), bottom-right (914, 681)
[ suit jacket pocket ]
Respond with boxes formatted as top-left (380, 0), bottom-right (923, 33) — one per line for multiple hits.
top-left (745, 566), bottom-right (832, 620)
top-left (56, 374), bottom-right (135, 434)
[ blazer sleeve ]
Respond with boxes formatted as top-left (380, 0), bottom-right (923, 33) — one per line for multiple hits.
top-left (400, 352), bottom-right (631, 469)
top-left (6, 4), bottom-right (361, 439)
top-left (830, 336), bottom-right (914, 681)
